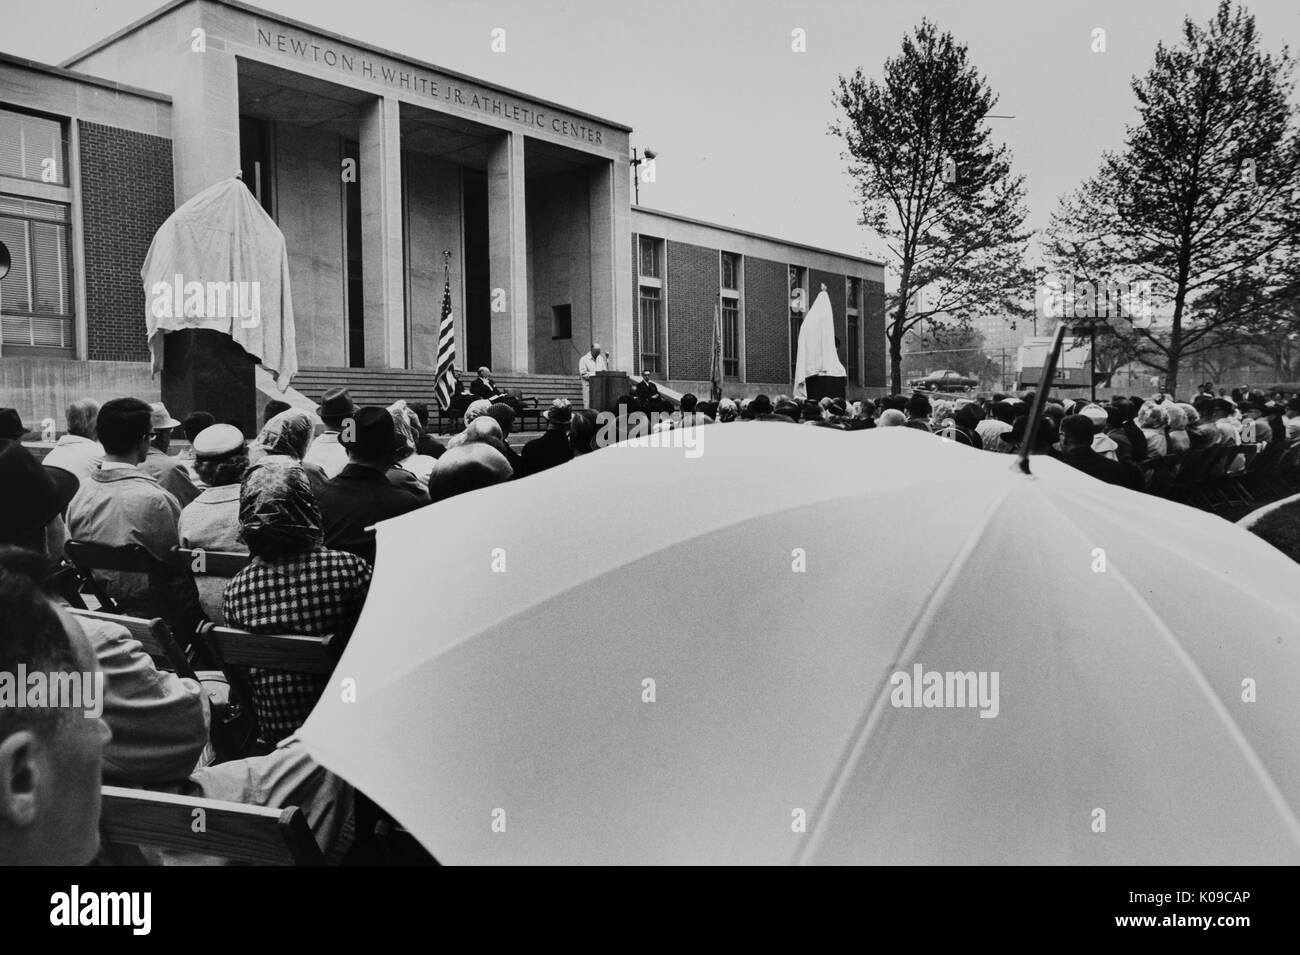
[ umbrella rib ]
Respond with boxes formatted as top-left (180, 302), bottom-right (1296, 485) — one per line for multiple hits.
top-left (792, 485), bottom-right (1019, 865)
top-left (1039, 486), bottom-right (1300, 851)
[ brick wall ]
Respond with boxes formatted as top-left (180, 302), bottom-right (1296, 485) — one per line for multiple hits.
top-left (863, 279), bottom-right (887, 388)
top-left (665, 239), bottom-right (716, 381)
top-left (744, 256), bottom-right (789, 384)
top-left (79, 121), bottom-right (174, 362)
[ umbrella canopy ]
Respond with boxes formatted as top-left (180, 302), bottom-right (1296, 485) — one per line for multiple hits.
top-left (793, 288), bottom-right (846, 399)
top-left (299, 426), bottom-right (1300, 864)
top-left (141, 177), bottom-right (297, 389)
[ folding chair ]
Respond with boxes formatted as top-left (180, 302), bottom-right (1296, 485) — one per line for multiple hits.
top-left (171, 546), bottom-right (252, 578)
top-left (49, 564), bottom-right (88, 609)
top-left (99, 785), bottom-right (325, 866)
top-left (1146, 450), bottom-right (1183, 497)
top-left (1196, 444), bottom-right (1240, 510)
top-left (1223, 443), bottom-right (1260, 506)
top-left (169, 546), bottom-right (251, 625)
top-left (193, 622), bottom-right (335, 753)
top-left (69, 608), bottom-right (197, 682)
top-left (1166, 447), bottom-right (1212, 504)
top-left (1243, 440), bottom-right (1285, 497)
top-left (1276, 443), bottom-right (1300, 492)
top-left (64, 541), bottom-right (207, 651)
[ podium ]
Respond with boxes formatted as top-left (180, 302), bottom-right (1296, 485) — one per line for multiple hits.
top-left (587, 370), bottom-right (630, 413)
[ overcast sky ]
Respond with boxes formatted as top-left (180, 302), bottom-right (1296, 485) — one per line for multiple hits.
top-left (5, 0), bottom-right (1298, 267)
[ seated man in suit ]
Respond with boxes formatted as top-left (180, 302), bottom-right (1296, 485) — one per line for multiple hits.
top-left (317, 407), bottom-right (428, 565)
top-left (634, 374), bottom-right (673, 414)
top-left (469, 366), bottom-right (522, 412)
top-left (447, 368), bottom-right (475, 418)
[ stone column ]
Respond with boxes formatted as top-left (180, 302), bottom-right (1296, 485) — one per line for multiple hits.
top-left (486, 131), bottom-right (528, 373)
top-left (610, 153), bottom-right (634, 374)
top-left (359, 95), bottom-right (407, 368)
top-left (169, 47), bottom-right (240, 205)
top-left (588, 160), bottom-right (616, 369)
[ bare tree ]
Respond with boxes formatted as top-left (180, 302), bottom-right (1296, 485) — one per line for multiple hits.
top-left (1044, 1), bottom-right (1300, 396)
top-left (833, 19), bottom-right (1034, 394)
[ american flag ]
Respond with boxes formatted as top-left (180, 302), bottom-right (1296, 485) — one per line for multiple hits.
top-left (435, 268), bottom-right (456, 411)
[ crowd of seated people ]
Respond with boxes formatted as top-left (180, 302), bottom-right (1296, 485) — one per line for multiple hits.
top-left (610, 381), bottom-right (1300, 496)
top-left (2, 375), bottom-right (1298, 865)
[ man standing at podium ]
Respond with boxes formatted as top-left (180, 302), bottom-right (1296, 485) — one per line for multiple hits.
top-left (578, 343), bottom-right (608, 409)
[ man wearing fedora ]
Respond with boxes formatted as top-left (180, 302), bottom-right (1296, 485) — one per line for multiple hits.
top-left (519, 399), bottom-right (575, 478)
top-left (316, 407), bottom-right (427, 566)
top-left (305, 387), bottom-right (354, 480)
top-left (0, 408), bottom-right (30, 444)
top-left (0, 437), bottom-right (80, 568)
top-left (139, 402), bottom-right (200, 508)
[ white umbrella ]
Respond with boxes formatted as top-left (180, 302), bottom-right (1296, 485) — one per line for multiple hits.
top-left (299, 426), bottom-right (1300, 864)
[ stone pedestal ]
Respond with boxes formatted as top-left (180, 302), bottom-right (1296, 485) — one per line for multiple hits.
top-left (162, 329), bottom-right (257, 437)
top-left (804, 375), bottom-right (847, 401)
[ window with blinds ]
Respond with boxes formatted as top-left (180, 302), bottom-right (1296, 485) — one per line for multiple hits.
top-left (0, 196), bottom-right (74, 351)
top-left (0, 108), bottom-right (68, 185)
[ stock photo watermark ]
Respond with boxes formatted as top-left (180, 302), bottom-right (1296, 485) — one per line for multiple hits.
top-left (148, 274), bottom-right (263, 329)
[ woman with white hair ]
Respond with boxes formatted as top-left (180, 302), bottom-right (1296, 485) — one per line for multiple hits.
top-left (1135, 401), bottom-right (1169, 458)
top-left (929, 399), bottom-right (956, 433)
top-left (1165, 403), bottom-right (1192, 453)
top-left (717, 398), bottom-right (738, 423)
top-left (389, 400), bottom-right (437, 486)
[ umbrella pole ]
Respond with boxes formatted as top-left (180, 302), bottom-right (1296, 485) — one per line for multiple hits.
top-left (1018, 323), bottom-right (1067, 475)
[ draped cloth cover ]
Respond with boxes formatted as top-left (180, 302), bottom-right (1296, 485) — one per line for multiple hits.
top-left (142, 177), bottom-right (297, 390)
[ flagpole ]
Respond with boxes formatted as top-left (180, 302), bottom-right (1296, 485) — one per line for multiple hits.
top-left (1018, 322), bottom-right (1067, 475)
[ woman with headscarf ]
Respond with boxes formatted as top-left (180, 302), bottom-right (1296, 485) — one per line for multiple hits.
top-left (1165, 403), bottom-right (1192, 453)
top-left (1135, 401), bottom-right (1169, 459)
top-left (388, 399), bottom-right (437, 486)
top-left (252, 408), bottom-right (329, 497)
top-left (223, 458), bottom-right (372, 744)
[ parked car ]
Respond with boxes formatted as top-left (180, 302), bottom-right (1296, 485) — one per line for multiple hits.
top-left (908, 369), bottom-right (979, 393)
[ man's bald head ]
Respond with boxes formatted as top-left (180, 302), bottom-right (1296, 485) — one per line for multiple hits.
top-left (428, 443), bottom-right (513, 503)
top-left (463, 416), bottom-right (504, 444)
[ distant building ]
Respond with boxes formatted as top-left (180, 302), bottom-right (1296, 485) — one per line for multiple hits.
top-left (631, 208), bottom-right (885, 399)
